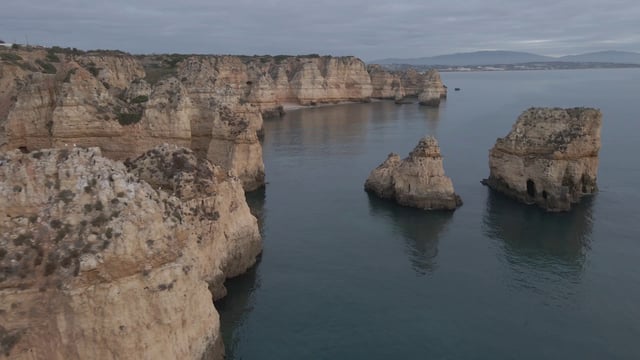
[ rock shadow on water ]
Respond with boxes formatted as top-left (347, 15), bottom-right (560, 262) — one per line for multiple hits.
top-left (367, 193), bottom-right (454, 275)
top-left (482, 190), bottom-right (595, 304)
top-left (214, 188), bottom-right (265, 359)
top-left (245, 187), bottom-right (267, 236)
top-left (215, 260), bottom-right (262, 360)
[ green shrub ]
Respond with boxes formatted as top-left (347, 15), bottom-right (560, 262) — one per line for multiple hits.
top-left (0, 53), bottom-right (22, 61)
top-left (35, 59), bottom-right (57, 74)
top-left (46, 51), bottom-right (60, 62)
top-left (116, 112), bottom-right (143, 126)
top-left (130, 95), bottom-right (149, 104)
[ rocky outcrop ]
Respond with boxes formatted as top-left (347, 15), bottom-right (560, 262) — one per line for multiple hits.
top-left (0, 145), bottom-right (261, 359)
top-left (365, 136), bottom-right (462, 210)
top-left (418, 70), bottom-right (447, 106)
top-left (176, 56), bottom-right (266, 191)
top-left (482, 107), bottom-right (602, 211)
top-left (367, 65), bottom-right (446, 105)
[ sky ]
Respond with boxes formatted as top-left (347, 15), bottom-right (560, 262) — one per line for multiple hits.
top-left (2, 0), bottom-right (640, 61)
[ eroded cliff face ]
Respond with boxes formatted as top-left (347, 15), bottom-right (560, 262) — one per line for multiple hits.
top-left (0, 144), bottom-right (261, 359)
top-left (483, 107), bottom-right (602, 211)
top-left (127, 144), bottom-right (262, 297)
top-left (365, 136), bottom-right (462, 210)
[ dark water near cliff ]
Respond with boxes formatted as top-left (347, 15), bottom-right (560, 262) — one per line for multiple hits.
top-left (217, 69), bottom-right (640, 359)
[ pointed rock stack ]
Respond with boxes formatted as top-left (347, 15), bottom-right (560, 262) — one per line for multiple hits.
top-left (483, 107), bottom-right (602, 211)
top-left (365, 136), bottom-right (462, 210)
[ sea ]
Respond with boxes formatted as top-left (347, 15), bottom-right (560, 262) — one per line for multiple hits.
top-left (216, 69), bottom-right (640, 360)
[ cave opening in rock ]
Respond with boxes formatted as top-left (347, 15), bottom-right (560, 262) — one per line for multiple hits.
top-left (542, 190), bottom-right (548, 199)
top-left (526, 179), bottom-right (536, 197)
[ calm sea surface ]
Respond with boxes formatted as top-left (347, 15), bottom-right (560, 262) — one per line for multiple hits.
top-left (216, 69), bottom-right (640, 359)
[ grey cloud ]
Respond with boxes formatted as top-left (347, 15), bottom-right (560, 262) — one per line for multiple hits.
top-left (1, 0), bottom-right (639, 59)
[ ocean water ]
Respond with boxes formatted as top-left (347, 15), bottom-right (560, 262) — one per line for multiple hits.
top-left (216, 69), bottom-right (640, 359)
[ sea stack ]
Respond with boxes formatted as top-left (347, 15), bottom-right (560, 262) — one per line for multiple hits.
top-left (365, 136), bottom-right (462, 210)
top-left (418, 69), bottom-right (447, 106)
top-left (482, 107), bottom-right (602, 211)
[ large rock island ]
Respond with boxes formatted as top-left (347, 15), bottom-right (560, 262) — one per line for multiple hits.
top-left (482, 107), bottom-right (602, 211)
top-left (365, 136), bottom-right (462, 210)
top-left (0, 144), bottom-right (261, 359)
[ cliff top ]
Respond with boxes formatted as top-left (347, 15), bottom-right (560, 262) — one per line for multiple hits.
top-left (495, 107), bottom-right (602, 156)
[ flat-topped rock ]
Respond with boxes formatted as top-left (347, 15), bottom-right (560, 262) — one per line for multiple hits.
top-left (365, 136), bottom-right (462, 210)
top-left (482, 107), bottom-right (602, 211)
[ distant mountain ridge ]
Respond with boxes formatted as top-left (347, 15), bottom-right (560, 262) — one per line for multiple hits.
top-left (371, 50), bottom-right (640, 66)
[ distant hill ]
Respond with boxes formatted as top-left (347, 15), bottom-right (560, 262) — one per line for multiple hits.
top-left (558, 51), bottom-right (640, 64)
top-left (371, 50), bottom-right (640, 66)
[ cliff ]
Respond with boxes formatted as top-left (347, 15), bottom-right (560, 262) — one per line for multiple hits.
top-left (0, 49), bottom-right (264, 191)
top-left (483, 107), bottom-right (602, 211)
top-left (0, 144), bottom-right (261, 358)
top-left (365, 136), bottom-right (462, 210)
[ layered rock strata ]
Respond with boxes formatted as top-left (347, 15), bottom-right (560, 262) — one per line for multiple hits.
top-left (482, 107), bottom-right (602, 211)
top-left (365, 136), bottom-right (462, 210)
top-left (418, 69), bottom-right (447, 106)
top-left (0, 144), bottom-right (261, 359)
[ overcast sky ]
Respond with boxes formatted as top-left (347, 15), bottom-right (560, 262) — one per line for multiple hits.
top-left (2, 0), bottom-right (639, 60)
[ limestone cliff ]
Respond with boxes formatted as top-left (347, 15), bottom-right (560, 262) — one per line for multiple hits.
top-left (367, 64), bottom-right (405, 100)
top-left (483, 107), bottom-right (602, 211)
top-left (365, 136), bottom-right (462, 210)
top-left (0, 144), bottom-right (261, 359)
top-left (0, 49), bottom-right (264, 191)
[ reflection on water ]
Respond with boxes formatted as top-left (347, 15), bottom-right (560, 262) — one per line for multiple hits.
top-left (269, 103), bottom-right (375, 153)
top-left (483, 190), bottom-right (594, 304)
top-left (418, 99), bottom-right (444, 135)
top-left (367, 194), bottom-right (453, 275)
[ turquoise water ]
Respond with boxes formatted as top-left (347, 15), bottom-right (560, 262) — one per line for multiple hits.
top-left (217, 69), bottom-right (640, 359)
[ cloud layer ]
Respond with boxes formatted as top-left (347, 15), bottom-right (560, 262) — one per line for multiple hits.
top-left (2, 0), bottom-right (639, 60)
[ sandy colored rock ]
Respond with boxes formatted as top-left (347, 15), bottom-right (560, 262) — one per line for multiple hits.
top-left (127, 144), bottom-right (262, 297)
top-left (365, 136), bottom-right (462, 210)
top-left (418, 70), bottom-right (447, 106)
top-left (0, 145), bottom-right (262, 359)
top-left (367, 64), bottom-right (405, 100)
top-left (483, 107), bottom-right (602, 211)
